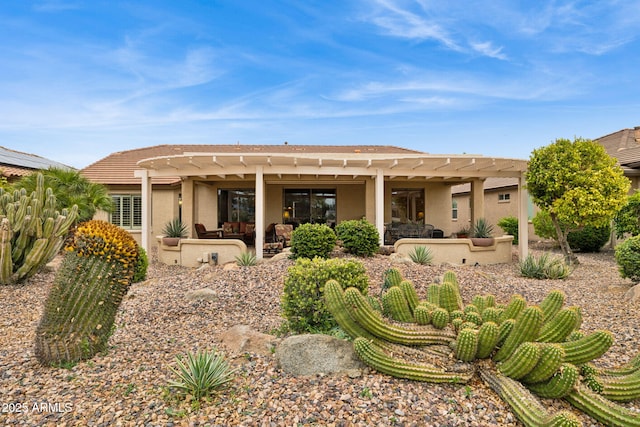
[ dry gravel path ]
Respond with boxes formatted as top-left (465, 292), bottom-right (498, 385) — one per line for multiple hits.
top-left (1, 247), bottom-right (639, 426)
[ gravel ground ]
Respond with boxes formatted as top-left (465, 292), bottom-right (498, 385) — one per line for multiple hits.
top-left (1, 246), bottom-right (639, 427)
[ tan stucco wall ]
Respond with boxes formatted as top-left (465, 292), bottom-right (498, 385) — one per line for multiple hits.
top-left (394, 236), bottom-right (514, 265)
top-left (157, 237), bottom-right (246, 267)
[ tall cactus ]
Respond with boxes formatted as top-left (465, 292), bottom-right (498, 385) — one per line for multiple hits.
top-left (34, 220), bottom-right (138, 365)
top-left (0, 173), bottom-right (78, 284)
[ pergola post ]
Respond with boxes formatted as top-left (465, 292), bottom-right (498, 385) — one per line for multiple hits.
top-left (255, 166), bottom-right (264, 260)
top-left (375, 168), bottom-right (385, 245)
top-left (518, 172), bottom-right (529, 261)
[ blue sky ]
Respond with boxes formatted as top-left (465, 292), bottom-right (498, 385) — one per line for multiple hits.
top-left (1, 1), bottom-right (639, 169)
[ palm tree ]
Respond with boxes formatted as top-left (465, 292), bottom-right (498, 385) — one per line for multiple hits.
top-left (12, 167), bottom-right (113, 222)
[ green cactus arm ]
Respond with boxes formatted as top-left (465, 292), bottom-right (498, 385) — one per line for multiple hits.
top-left (0, 218), bottom-right (13, 283)
top-left (499, 294), bottom-right (527, 323)
top-left (596, 369), bottom-right (640, 402)
top-left (455, 328), bottom-right (478, 362)
top-left (323, 280), bottom-right (376, 340)
top-left (353, 337), bottom-right (472, 383)
top-left (599, 352), bottom-right (640, 377)
top-left (526, 363), bottom-right (580, 399)
top-left (343, 287), bottom-right (455, 346)
top-left (427, 283), bottom-right (440, 305)
top-left (540, 289), bottom-right (566, 321)
top-left (471, 295), bottom-right (486, 312)
top-left (439, 281), bottom-right (462, 313)
top-left (381, 286), bottom-right (414, 323)
top-left (479, 369), bottom-right (583, 427)
top-left (476, 321), bottom-right (500, 359)
top-left (521, 343), bottom-right (566, 384)
top-left (559, 330), bottom-right (613, 365)
top-left (564, 384), bottom-right (640, 427)
top-left (430, 307), bottom-right (450, 330)
top-left (538, 307), bottom-right (580, 343)
top-left (481, 307), bottom-right (502, 324)
top-left (399, 280), bottom-right (419, 314)
top-left (413, 305), bottom-right (431, 326)
top-left (494, 306), bottom-right (544, 362)
top-left (498, 342), bottom-right (541, 380)
top-left (12, 238), bottom-right (48, 282)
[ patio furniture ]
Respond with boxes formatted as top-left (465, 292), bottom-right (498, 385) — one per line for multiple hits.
top-left (274, 223), bottom-right (294, 247)
top-left (195, 223), bottom-right (222, 239)
top-left (384, 223), bottom-right (435, 245)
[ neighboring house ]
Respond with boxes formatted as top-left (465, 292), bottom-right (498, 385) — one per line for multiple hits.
top-left (0, 146), bottom-right (73, 183)
top-left (452, 126), bottom-right (640, 242)
top-left (81, 144), bottom-right (529, 260)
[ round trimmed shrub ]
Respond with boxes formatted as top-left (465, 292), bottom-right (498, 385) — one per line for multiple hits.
top-left (567, 224), bottom-right (610, 252)
top-left (289, 223), bottom-right (336, 259)
top-left (497, 216), bottom-right (518, 244)
top-left (282, 257), bottom-right (369, 334)
top-left (335, 218), bottom-right (380, 257)
top-left (615, 236), bottom-right (640, 282)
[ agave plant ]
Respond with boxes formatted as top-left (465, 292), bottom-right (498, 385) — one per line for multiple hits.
top-left (408, 246), bottom-right (433, 265)
top-left (235, 251), bottom-right (257, 266)
top-left (168, 348), bottom-right (236, 401)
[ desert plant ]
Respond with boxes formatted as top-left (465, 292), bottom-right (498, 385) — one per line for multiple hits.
top-left (0, 172), bottom-right (79, 285)
top-left (519, 253), bottom-right (572, 280)
top-left (235, 251), bottom-right (257, 266)
top-left (614, 235), bottom-right (640, 282)
top-left (133, 246), bottom-right (148, 283)
top-left (335, 218), bottom-right (380, 257)
top-left (470, 218), bottom-right (494, 238)
top-left (282, 257), bottom-right (368, 334)
top-left (567, 224), bottom-right (610, 252)
top-left (162, 217), bottom-right (188, 238)
top-left (34, 220), bottom-right (139, 365)
top-left (289, 223), bottom-right (336, 259)
top-left (168, 348), bottom-right (236, 401)
top-left (408, 245), bottom-right (433, 265)
top-left (497, 216), bottom-right (518, 244)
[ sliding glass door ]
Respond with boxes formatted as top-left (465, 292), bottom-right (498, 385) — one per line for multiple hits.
top-left (283, 189), bottom-right (336, 227)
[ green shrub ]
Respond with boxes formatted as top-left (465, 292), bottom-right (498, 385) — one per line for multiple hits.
top-left (289, 223), bottom-right (336, 259)
top-left (168, 348), bottom-right (236, 401)
top-left (615, 236), bottom-right (640, 282)
top-left (335, 218), bottom-right (380, 257)
top-left (408, 246), bottom-right (433, 265)
top-left (614, 190), bottom-right (640, 238)
top-left (497, 216), bottom-right (519, 244)
top-left (519, 252), bottom-right (572, 279)
top-left (532, 210), bottom-right (558, 240)
top-left (567, 224), bottom-right (610, 252)
top-left (133, 246), bottom-right (148, 283)
top-left (282, 257), bottom-right (369, 334)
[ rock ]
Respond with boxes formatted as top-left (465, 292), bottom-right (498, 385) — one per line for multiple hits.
top-left (625, 284), bottom-right (640, 303)
top-left (223, 262), bottom-right (239, 271)
top-left (275, 334), bottom-right (365, 376)
top-left (268, 249), bottom-right (291, 263)
top-left (218, 324), bottom-right (280, 356)
top-left (389, 253), bottom-right (413, 265)
top-left (185, 288), bottom-right (217, 301)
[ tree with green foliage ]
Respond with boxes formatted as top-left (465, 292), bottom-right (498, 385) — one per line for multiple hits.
top-left (613, 190), bottom-right (640, 239)
top-left (526, 138), bottom-right (629, 264)
top-left (12, 167), bottom-right (113, 223)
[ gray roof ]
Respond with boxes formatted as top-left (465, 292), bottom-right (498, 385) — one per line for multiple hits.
top-left (0, 146), bottom-right (72, 171)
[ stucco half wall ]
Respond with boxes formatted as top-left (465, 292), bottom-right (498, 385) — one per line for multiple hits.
top-left (394, 236), bottom-right (514, 265)
top-left (156, 237), bottom-right (247, 267)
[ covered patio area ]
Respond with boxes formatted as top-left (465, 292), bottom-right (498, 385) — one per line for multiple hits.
top-left (134, 148), bottom-right (529, 264)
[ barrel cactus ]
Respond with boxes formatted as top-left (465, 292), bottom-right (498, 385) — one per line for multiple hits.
top-left (0, 173), bottom-right (78, 284)
top-left (324, 269), bottom-right (640, 427)
top-left (34, 220), bottom-right (139, 365)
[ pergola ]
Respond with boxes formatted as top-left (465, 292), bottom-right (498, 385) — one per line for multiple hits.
top-left (135, 151), bottom-right (529, 260)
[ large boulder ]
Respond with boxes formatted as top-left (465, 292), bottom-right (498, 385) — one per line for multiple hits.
top-left (625, 284), bottom-right (640, 303)
top-left (218, 325), bottom-right (280, 357)
top-left (275, 334), bottom-right (365, 377)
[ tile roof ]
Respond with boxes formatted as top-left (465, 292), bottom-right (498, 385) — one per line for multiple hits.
top-left (594, 126), bottom-right (640, 173)
top-left (81, 144), bottom-right (425, 185)
top-left (451, 177), bottom-right (518, 194)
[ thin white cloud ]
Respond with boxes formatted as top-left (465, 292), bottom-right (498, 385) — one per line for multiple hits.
top-left (469, 41), bottom-right (507, 60)
top-left (32, 1), bottom-right (81, 12)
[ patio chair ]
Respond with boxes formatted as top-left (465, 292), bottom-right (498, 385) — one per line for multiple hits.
top-left (194, 223), bottom-right (222, 239)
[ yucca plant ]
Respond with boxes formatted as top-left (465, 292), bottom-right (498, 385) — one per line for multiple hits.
top-left (168, 348), bottom-right (236, 401)
top-left (235, 251), bottom-right (257, 266)
top-left (408, 246), bottom-right (433, 265)
top-left (519, 252), bottom-right (572, 279)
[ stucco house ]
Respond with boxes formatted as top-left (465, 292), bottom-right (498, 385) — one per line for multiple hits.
top-left (81, 144), bottom-right (529, 264)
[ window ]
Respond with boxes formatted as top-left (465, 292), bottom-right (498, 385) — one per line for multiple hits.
top-left (111, 195), bottom-right (142, 229)
top-left (218, 189), bottom-right (255, 224)
top-left (391, 188), bottom-right (425, 223)
top-left (498, 193), bottom-right (511, 202)
top-left (283, 189), bottom-right (336, 226)
top-left (452, 200), bottom-right (458, 220)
